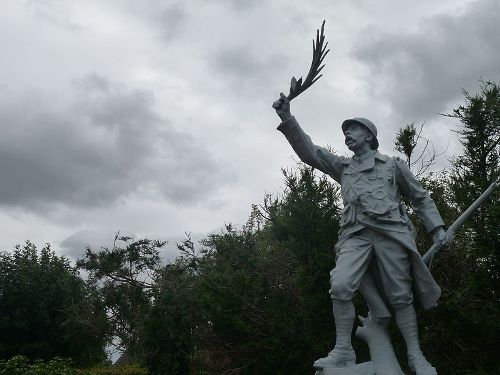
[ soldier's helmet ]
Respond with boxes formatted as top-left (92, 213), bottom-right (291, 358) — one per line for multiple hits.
top-left (341, 117), bottom-right (379, 150)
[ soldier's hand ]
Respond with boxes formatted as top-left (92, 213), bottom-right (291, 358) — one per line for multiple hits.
top-left (432, 227), bottom-right (453, 249)
top-left (272, 92), bottom-right (292, 122)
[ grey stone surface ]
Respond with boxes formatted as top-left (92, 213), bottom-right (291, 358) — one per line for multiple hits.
top-left (315, 362), bottom-right (374, 375)
top-left (356, 315), bottom-right (405, 375)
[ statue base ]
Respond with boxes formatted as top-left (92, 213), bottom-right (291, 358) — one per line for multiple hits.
top-left (314, 362), bottom-right (374, 375)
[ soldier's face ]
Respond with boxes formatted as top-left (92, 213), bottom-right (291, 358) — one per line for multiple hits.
top-left (343, 123), bottom-right (371, 152)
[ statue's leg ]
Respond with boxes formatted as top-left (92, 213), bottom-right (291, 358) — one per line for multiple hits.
top-left (358, 272), bottom-right (391, 320)
top-left (331, 300), bottom-right (356, 363)
top-left (394, 305), bottom-right (437, 375)
top-left (314, 300), bottom-right (357, 368)
top-left (314, 230), bottom-right (372, 368)
top-left (370, 230), bottom-right (437, 375)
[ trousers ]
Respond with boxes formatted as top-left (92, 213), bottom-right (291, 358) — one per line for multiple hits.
top-left (329, 227), bottom-right (413, 308)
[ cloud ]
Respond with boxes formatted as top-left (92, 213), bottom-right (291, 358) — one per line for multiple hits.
top-left (25, 0), bottom-right (84, 31)
top-left (352, 0), bottom-right (500, 121)
top-left (0, 73), bottom-right (229, 212)
top-left (154, 2), bottom-right (187, 43)
top-left (205, 0), bottom-right (263, 12)
top-left (209, 45), bottom-right (287, 94)
top-left (213, 47), bottom-right (264, 78)
top-left (59, 228), bottom-right (116, 259)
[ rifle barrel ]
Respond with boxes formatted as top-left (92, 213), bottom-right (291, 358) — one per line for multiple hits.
top-left (423, 178), bottom-right (499, 267)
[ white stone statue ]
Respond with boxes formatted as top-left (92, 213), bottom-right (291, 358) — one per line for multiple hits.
top-left (273, 93), bottom-right (450, 375)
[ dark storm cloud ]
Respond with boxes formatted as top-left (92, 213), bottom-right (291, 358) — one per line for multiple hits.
top-left (155, 2), bottom-right (187, 43)
top-left (206, 0), bottom-right (263, 12)
top-left (352, 0), bottom-right (500, 120)
top-left (0, 73), bottom-right (228, 211)
top-left (210, 46), bottom-right (287, 92)
top-left (214, 46), bottom-right (265, 77)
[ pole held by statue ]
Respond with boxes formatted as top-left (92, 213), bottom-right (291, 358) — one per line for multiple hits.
top-left (423, 176), bottom-right (500, 268)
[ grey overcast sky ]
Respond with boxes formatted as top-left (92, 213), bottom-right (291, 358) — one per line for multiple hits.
top-left (1, 0), bottom-right (499, 261)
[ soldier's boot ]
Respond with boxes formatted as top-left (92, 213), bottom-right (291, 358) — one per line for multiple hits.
top-left (313, 300), bottom-right (356, 368)
top-left (394, 304), bottom-right (437, 375)
top-left (407, 352), bottom-right (437, 375)
top-left (313, 347), bottom-right (356, 368)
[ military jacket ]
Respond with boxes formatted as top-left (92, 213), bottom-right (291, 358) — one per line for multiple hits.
top-left (277, 117), bottom-right (444, 310)
top-left (277, 117), bottom-right (444, 236)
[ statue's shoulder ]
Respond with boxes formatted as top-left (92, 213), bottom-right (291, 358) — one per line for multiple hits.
top-left (391, 155), bottom-right (409, 169)
top-left (374, 151), bottom-right (391, 163)
top-left (390, 156), bottom-right (417, 181)
top-left (339, 155), bottom-right (352, 165)
top-left (375, 153), bottom-right (408, 165)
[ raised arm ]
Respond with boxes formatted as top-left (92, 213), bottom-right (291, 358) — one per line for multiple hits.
top-left (272, 93), bottom-right (343, 183)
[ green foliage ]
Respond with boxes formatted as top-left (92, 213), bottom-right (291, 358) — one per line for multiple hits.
top-left (80, 365), bottom-right (147, 375)
top-left (77, 235), bottom-right (167, 361)
top-left (388, 83), bottom-right (500, 374)
top-left (394, 122), bottom-right (438, 177)
top-left (132, 165), bottom-right (343, 374)
top-left (0, 356), bottom-right (147, 375)
top-left (394, 122), bottom-right (418, 165)
top-left (260, 166), bottom-right (344, 363)
top-left (0, 355), bottom-right (77, 375)
top-left (0, 243), bottom-right (107, 366)
top-left (392, 82), bottom-right (499, 374)
top-left (142, 245), bottom-right (200, 375)
top-left (143, 165), bottom-right (341, 374)
top-left (418, 175), bottom-right (500, 375)
top-left (447, 81), bottom-right (500, 262)
top-left (423, 80), bottom-right (500, 375)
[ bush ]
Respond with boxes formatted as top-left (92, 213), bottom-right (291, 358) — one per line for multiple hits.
top-left (0, 355), bottom-right (77, 375)
top-left (0, 243), bottom-right (107, 366)
top-left (79, 366), bottom-right (147, 375)
top-left (0, 356), bottom-right (148, 375)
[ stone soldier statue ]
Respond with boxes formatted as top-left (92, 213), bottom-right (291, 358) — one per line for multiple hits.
top-left (273, 93), bottom-right (449, 375)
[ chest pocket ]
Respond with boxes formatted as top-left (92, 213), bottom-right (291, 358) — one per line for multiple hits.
top-left (356, 165), bottom-right (398, 216)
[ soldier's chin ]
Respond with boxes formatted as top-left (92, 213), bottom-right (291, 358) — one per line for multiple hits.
top-left (346, 142), bottom-right (356, 151)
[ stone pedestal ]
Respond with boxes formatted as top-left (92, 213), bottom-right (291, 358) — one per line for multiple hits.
top-left (314, 362), bottom-right (374, 375)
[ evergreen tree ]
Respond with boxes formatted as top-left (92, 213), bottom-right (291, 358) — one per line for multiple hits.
top-left (447, 81), bottom-right (500, 273)
top-left (0, 242), bottom-right (107, 366)
top-left (180, 165), bottom-right (342, 374)
top-left (77, 235), bottom-right (167, 362)
top-left (424, 81), bottom-right (500, 374)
